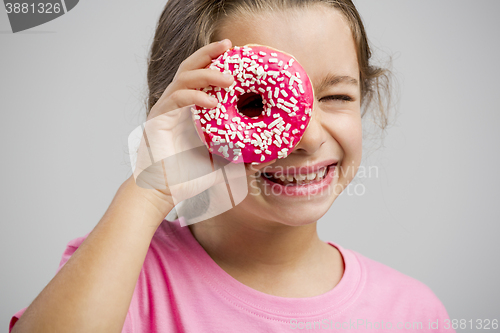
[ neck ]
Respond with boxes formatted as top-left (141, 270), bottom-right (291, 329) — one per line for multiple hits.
top-left (187, 209), bottom-right (342, 297)
top-left (190, 212), bottom-right (322, 264)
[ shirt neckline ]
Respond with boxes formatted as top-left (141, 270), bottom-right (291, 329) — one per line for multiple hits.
top-left (162, 217), bottom-right (365, 320)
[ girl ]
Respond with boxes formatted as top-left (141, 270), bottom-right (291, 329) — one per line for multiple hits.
top-left (10, 0), bottom-right (454, 332)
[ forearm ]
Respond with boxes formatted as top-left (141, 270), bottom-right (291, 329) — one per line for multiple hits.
top-left (12, 177), bottom-right (173, 333)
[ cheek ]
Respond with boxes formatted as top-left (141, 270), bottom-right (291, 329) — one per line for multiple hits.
top-left (323, 110), bottom-right (363, 183)
top-left (345, 117), bottom-right (363, 156)
top-left (325, 111), bottom-right (362, 155)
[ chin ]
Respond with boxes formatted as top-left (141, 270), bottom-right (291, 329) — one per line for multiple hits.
top-left (282, 196), bottom-right (336, 226)
top-left (234, 167), bottom-right (341, 226)
top-left (238, 189), bottom-right (337, 227)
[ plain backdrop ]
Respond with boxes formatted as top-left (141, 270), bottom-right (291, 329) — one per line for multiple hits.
top-left (1, 0), bottom-right (499, 330)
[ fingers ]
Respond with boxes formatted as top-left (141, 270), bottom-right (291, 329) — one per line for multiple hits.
top-left (164, 89), bottom-right (219, 112)
top-left (178, 39), bottom-right (232, 72)
top-left (149, 40), bottom-right (234, 120)
top-left (148, 89), bottom-right (215, 120)
top-left (173, 68), bottom-right (234, 90)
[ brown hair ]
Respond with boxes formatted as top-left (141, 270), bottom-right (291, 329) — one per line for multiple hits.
top-left (145, 0), bottom-right (393, 132)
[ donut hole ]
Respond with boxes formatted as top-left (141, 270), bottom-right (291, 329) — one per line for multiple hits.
top-left (237, 93), bottom-right (264, 118)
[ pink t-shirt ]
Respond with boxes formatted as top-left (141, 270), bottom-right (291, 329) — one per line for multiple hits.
top-left (10, 217), bottom-right (455, 332)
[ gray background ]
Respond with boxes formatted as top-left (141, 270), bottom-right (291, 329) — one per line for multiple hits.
top-left (1, 0), bottom-right (499, 330)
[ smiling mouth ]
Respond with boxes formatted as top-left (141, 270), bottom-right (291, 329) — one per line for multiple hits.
top-left (261, 163), bottom-right (337, 186)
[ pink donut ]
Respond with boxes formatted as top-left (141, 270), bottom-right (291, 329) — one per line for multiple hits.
top-left (192, 45), bottom-right (314, 164)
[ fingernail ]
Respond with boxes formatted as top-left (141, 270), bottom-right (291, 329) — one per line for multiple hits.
top-left (208, 95), bottom-right (218, 104)
top-left (218, 39), bottom-right (228, 44)
top-left (223, 73), bottom-right (234, 80)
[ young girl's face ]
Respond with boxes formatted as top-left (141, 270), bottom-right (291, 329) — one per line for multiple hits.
top-left (215, 5), bottom-right (362, 226)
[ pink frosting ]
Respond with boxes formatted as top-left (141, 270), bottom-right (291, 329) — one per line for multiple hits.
top-left (192, 45), bottom-right (313, 164)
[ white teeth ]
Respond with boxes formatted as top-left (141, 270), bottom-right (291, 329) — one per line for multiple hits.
top-left (295, 174), bottom-right (306, 181)
top-left (306, 172), bottom-right (316, 180)
top-left (267, 166), bottom-right (330, 184)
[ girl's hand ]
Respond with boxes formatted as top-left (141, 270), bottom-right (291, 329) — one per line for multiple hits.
top-left (131, 39), bottom-right (275, 218)
top-left (147, 39), bottom-right (235, 122)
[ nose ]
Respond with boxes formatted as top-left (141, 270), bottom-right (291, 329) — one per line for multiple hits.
top-left (291, 105), bottom-right (326, 155)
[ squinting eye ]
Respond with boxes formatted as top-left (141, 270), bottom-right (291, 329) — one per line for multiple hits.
top-left (319, 95), bottom-right (353, 103)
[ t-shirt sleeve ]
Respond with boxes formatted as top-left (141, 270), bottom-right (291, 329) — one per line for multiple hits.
top-left (423, 285), bottom-right (455, 332)
top-left (9, 232), bottom-right (91, 333)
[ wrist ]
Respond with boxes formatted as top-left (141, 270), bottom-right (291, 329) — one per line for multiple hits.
top-left (117, 176), bottom-right (175, 225)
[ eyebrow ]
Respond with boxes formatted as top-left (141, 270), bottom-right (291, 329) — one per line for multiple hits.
top-left (315, 74), bottom-right (359, 93)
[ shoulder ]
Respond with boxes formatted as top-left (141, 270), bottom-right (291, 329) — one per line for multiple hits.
top-left (357, 250), bottom-right (428, 286)
top-left (354, 249), bottom-right (436, 295)
top-left (338, 245), bottom-right (451, 319)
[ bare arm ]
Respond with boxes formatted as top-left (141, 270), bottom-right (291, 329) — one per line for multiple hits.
top-left (11, 39), bottom-right (274, 333)
top-left (11, 40), bottom-right (234, 333)
top-left (11, 176), bottom-right (172, 333)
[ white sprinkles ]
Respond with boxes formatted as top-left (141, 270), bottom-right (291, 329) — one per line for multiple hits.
top-left (194, 46), bottom-right (313, 163)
